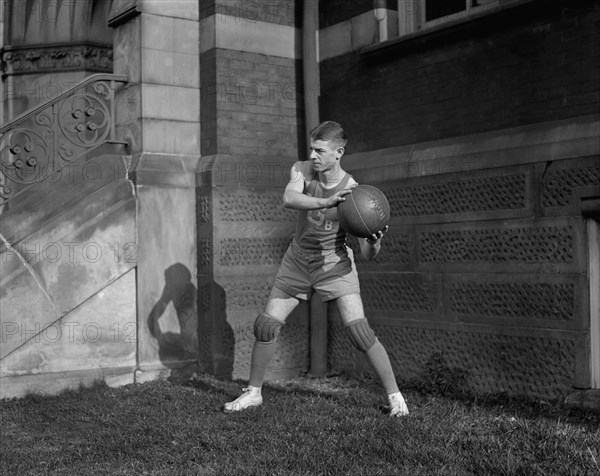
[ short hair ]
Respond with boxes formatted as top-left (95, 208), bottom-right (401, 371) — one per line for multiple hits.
top-left (309, 121), bottom-right (347, 149)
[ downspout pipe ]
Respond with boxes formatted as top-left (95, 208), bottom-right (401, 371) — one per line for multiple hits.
top-left (303, 0), bottom-right (320, 132)
top-left (374, 0), bottom-right (389, 42)
top-left (303, 0), bottom-right (328, 378)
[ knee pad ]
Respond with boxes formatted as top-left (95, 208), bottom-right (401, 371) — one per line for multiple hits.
top-left (254, 312), bottom-right (283, 342)
top-left (346, 318), bottom-right (377, 352)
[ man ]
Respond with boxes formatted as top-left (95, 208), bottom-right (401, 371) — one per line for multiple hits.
top-left (224, 121), bottom-right (409, 417)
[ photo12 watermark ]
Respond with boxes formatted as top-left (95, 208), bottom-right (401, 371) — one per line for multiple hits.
top-left (1, 240), bottom-right (138, 265)
top-left (1, 321), bottom-right (137, 345)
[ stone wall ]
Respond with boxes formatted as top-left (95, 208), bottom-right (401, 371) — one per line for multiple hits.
top-left (328, 117), bottom-right (599, 399)
top-left (197, 0), bottom-right (308, 380)
top-left (110, 0), bottom-right (201, 383)
top-left (314, 0), bottom-right (600, 399)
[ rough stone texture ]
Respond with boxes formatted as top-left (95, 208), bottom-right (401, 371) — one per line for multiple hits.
top-left (197, 179), bottom-right (301, 378)
top-left (348, 232), bottom-right (413, 266)
top-left (384, 173), bottom-right (529, 217)
top-left (448, 281), bottom-right (575, 321)
top-left (221, 276), bottom-right (274, 312)
top-left (197, 10), bottom-right (305, 379)
top-left (217, 190), bottom-right (296, 222)
top-left (229, 305), bottom-right (310, 382)
top-left (329, 321), bottom-right (582, 400)
top-left (420, 224), bottom-right (575, 264)
top-left (359, 275), bottom-right (441, 315)
top-left (542, 156), bottom-right (600, 211)
top-left (416, 218), bottom-right (585, 276)
top-left (330, 116), bottom-right (599, 399)
top-left (218, 237), bottom-right (290, 268)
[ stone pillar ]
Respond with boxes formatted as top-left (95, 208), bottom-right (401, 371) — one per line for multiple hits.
top-left (197, 1), bottom-right (309, 380)
top-left (109, 0), bottom-right (201, 382)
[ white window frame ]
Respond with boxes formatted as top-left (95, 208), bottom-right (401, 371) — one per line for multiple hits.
top-left (397, 0), bottom-right (525, 37)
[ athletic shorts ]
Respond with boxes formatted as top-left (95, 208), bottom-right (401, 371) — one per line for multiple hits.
top-left (273, 241), bottom-right (360, 302)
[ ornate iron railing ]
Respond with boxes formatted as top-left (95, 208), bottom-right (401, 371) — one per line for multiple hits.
top-left (0, 73), bottom-right (128, 203)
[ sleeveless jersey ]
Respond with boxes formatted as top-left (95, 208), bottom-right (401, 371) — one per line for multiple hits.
top-left (293, 173), bottom-right (351, 253)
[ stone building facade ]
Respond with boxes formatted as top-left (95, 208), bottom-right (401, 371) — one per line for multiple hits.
top-left (1, 0), bottom-right (598, 400)
top-left (319, 0), bottom-right (600, 399)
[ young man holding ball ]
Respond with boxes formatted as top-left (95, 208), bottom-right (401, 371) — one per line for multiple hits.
top-left (224, 121), bottom-right (409, 417)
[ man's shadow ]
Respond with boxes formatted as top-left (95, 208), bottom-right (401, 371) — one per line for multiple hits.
top-left (147, 262), bottom-right (235, 382)
top-left (147, 263), bottom-right (200, 381)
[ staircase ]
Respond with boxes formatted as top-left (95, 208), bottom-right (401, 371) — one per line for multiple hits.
top-left (0, 74), bottom-right (138, 398)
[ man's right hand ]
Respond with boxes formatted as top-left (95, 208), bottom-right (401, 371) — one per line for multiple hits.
top-left (325, 186), bottom-right (356, 208)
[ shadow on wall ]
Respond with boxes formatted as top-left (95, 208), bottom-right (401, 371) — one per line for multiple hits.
top-left (147, 263), bottom-right (199, 380)
top-left (198, 281), bottom-right (235, 380)
top-left (147, 263), bottom-right (236, 381)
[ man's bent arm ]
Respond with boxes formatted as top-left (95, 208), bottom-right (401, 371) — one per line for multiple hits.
top-left (283, 189), bottom-right (331, 210)
top-left (282, 163), bottom-right (350, 211)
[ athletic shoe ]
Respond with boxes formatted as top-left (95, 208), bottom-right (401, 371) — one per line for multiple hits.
top-left (388, 391), bottom-right (409, 417)
top-left (224, 388), bottom-right (263, 412)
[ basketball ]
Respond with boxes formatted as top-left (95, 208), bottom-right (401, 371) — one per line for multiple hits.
top-left (338, 185), bottom-right (390, 238)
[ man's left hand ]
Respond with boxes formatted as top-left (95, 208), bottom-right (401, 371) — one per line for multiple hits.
top-left (366, 225), bottom-right (389, 243)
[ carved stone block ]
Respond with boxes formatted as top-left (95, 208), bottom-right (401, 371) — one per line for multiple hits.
top-left (359, 275), bottom-right (440, 315)
top-left (382, 173), bottom-right (528, 217)
top-left (541, 157), bottom-right (600, 210)
top-left (328, 322), bottom-right (579, 399)
top-left (2, 44), bottom-right (113, 76)
top-left (417, 219), bottom-right (585, 274)
top-left (218, 237), bottom-right (290, 267)
top-left (448, 281), bottom-right (574, 321)
top-left (217, 190), bottom-right (295, 222)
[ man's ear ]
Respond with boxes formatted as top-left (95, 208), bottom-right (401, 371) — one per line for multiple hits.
top-left (337, 147), bottom-right (345, 159)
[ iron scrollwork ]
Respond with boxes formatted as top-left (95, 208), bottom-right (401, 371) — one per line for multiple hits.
top-left (0, 75), bottom-right (126, 203)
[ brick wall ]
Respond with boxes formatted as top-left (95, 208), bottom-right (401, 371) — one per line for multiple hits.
top-left (207, 50), bottom-right (303, 158)
top-left (319, 1), bottom-right (599, 153)
top-left (200, 0), bottom-right (301, 26)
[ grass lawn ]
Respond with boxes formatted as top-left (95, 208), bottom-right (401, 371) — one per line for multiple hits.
top-left (1, 373), bottom-right (599, 476)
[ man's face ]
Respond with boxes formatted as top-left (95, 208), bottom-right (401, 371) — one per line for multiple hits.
top-left (309, 139), bottom-right (343, 173)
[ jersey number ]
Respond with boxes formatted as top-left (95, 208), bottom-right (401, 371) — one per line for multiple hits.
top-left (308, 209), bottom-right (333, 230)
